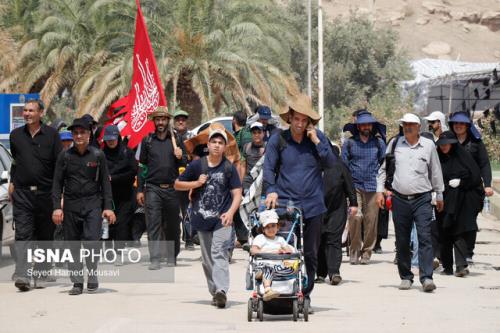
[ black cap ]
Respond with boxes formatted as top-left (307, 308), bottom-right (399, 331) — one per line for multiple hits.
top-left (68, 117), bottom-right (92, 131)
top-left (82, 113), bottom-right (98, 125)
top-left (435, 130), bottom-right (458, 146)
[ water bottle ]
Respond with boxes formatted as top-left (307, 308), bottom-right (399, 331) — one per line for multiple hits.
top-left (102, 218), bottom-right (109, 240)
top-left (483, 197), bottom-right (491, 214)
top-left (258, 195), bottom-right (266, 212)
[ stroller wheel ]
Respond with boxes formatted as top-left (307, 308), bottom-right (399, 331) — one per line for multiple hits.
top-left (292, 300), bottom-right (298, 322)
top-left (257, 299), bottom-right (264, 322)
top-left (247, 298), bottom-right (253, 322)
top-left (303, 298), bottom-right (310, 322)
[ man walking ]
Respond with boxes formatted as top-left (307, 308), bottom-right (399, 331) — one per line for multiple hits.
top-left (255, 106), bottom-right (278, 142)
top-left (9, 99), bottom-right (62, 291)
top-left (175, 125), bottom-right (242, 308)
top-left (424, 111), bottom-right (448, 141)
top-left (342, 111), bottom-right (386, 264)
top-left (52, 117), bottom-right (116, 295)
top-left (240, 122), bottom-right (266, 193)
top-left (136, 106), bottom-right (186, 269)
top-left (377, 113), bottom-right (444, 292)
top-left (263, 93), bottom-right (336, 305)
top-left (173, 109), bottom-right (194, 249)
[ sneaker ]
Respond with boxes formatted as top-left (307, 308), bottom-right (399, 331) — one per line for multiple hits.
top-left (263, 288), bottom-right (280, 301)
top-left (360, 257), bottom-right (369, 265)
top-left (466, 257), bottom-right (474, 265)
top-left (373, 247), bottom-right (383, 254)
top-left (148, 262), bottom-right (161, 270)
top-left (314, 276), bottom-right (325, 284)
top-left (87, 282), bottom-right (99, 293)
top-left (14, 277), bottom-right (30, 292)
top-left (242, 242), bottom-right (251, 252)
top-left (214, 290), bottom-right (227, 308)
top-left (440, 268), bottom-right (453, 275)
top-left (211, 296), bottom-right (217, 306)
top-left (185, 242), bottom-right (195, 251)
top-left (398, 279), bottom-right (413, 290)
top-left (330, 275), bottom-right (342, 285)
top-left (455, 266), bottom-right (470, 278)
top-left (432, 258), bottom-right (440, 270)
top-left (69, 284), bottom-right (83, 295)
top-left (422, 279), bottom-right (436, 292)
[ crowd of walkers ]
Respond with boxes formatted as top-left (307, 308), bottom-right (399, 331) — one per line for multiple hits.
top-left (7, 95), bottom-right (493, 309)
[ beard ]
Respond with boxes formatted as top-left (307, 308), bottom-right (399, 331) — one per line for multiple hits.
top-left (360, 129), bottom-right (371, 137)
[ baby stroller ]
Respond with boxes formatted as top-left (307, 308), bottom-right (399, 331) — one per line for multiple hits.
top-left (246, 205), bottom-right (310, 322)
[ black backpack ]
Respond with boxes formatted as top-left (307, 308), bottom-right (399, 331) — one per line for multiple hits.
top-left (384, 135), bottom-right (401, 191)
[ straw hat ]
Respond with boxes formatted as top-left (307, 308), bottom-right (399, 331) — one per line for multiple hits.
top-left (183, 122), bottom-right (240, 163)
top-left (148, 106), bottom-right (172, 120)
top-left (279, 93), bottom-right (321, 125)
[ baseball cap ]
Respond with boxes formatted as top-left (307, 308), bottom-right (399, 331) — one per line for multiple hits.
top-left (59, 130), bottom-right (73, 141)
top-left (103, 125), bottom-right (120, 141)
top-left (257, 106), bottom-right (272, 120)
top-left (208, 128), bottom-right (228, 143)
top-left (399, 113), bottom-right (421, 125)
top-left (250, 122), bottom-right (264, 131)
top-left (424, 111), bottom-right (445, 122)
top-left (260, 209), bottom-right (279, 227)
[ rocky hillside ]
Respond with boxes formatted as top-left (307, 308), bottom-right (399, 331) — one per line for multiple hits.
top-left (320, 0), bottom-right (500, 62)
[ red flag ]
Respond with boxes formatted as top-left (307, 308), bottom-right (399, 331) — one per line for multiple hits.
top-left (119, 0), bottom-right (167, 148)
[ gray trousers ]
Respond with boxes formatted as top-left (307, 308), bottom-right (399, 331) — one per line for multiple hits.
top-left (198, 226), bottom-right (233, 296)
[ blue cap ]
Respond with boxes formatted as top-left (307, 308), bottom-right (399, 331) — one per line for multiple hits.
top-left (257, 106), bottom-right (272, 120)
top-left (103, 125), bottom-right (120, 141)
top-left (59, 131), bottom-right (73, 141)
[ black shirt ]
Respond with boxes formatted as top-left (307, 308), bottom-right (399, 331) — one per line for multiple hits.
top-left (52, 145), bottom-right (113, 212)
top-left (10, 123), bottom-right (62, 190)
top-left (138, 132), bottom-right (187, 192)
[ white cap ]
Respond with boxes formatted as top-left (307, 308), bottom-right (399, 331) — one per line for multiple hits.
top-left (424, 111), bottom-right (445, 121)
top-left (399, 113), bottom-right (421, 125)
top-left (260, 209), bottom-right (279, 227)
top-left (208, 128), bottom-right (228, 143)
top-left (250, 122), bottom-right (264, 130)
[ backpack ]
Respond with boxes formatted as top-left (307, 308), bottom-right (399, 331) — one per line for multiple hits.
top-left (384, 135), bottom-right (401, 191)
top-left (63, 146), bottom-right (102, 182)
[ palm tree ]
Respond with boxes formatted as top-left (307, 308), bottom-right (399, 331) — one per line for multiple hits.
top-left (2, 0), bottom-right (300, 125)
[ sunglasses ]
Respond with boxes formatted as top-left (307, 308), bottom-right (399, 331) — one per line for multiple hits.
top-left (427, 120), bottom-right (438, 124)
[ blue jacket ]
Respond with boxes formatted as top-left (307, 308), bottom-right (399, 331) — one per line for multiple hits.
top-left (263, 129), bottom-right (336, 219)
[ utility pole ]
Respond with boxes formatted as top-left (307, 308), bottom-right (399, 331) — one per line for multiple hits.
top-left (307, 0), bottom-right (312, 97)
top-left (318, 0), bottom-right (324, 131)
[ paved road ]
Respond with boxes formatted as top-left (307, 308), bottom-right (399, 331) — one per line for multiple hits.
top-left (0, 214), bottom-right (499, 333)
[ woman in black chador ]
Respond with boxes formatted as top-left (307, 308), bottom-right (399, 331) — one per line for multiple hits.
top-left (436, 131), bottom-right (483, 277)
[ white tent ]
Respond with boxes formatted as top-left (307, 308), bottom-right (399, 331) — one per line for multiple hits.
top-left (402, 59), bottom-right (500, 114)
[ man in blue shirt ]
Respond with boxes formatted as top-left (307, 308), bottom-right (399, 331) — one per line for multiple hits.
top-left (342, 111), bottom-right (386, 265)
top-left (175, 124), bottom-right (242, 309)
top-left (263, 93), bottom-right (336, 303)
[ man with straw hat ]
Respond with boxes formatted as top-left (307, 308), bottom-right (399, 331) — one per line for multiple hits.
top-left (263, 93), bottom-right (336, 308)
top-left (136, 106), bottom-right (187, 270)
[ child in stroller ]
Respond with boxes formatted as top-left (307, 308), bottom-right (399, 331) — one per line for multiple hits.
top-left (250, 209), bottom-right (297, 301)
